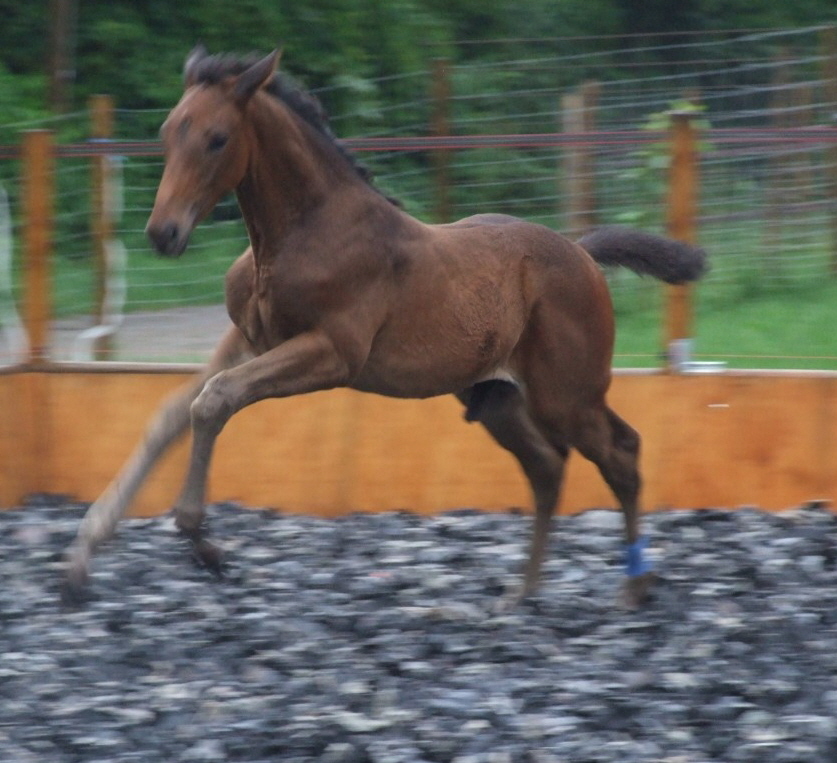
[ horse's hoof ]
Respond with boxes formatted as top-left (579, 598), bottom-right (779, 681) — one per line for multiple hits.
top-left (492, 582), bottom-right (532, 614)
top-left (492, 594), bottom-right (518, 615)
top-left (61, 565), bottom-right (90, 609)
top-left (191, 538), bottom-right (226, 578)
top-left (621, 571), bottom-right (656, 609)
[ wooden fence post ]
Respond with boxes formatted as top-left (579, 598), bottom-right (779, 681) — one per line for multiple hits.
top-left (561, 81), bottom-right (600, 237)
top-left (90, 94), bottom-right (115, 358)
top-left (22, 129), bottom-right (54, 365)
top-left (665, 111), bottom-right (697, 370)
top-left (430, 58), bottom-right (452, 223)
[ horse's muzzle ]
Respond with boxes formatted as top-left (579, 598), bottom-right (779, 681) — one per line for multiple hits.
top-left (146, 220), bottom-right (189, 257)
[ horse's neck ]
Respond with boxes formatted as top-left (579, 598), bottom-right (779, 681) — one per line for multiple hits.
top-left (236, 103), bottom-right (357, 258)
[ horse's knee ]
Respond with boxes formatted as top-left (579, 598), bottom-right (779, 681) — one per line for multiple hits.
top-left (190, 375), bottom-right (233, 433)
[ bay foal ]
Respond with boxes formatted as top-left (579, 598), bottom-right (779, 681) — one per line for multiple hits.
top-left (65, 48), bottom-right (706, 607)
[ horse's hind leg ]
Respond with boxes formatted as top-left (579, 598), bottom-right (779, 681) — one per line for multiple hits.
top-left (459, 382), bottom-right (567, 606)
top-left (573, 404), bottom-right (653, 607)
top-left (63, 326), bottom-right (253, 600)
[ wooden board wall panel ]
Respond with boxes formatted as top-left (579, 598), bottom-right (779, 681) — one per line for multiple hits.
top-left (649, 375), bottom-right (835, 509)
top-left (0, 373), bottom-right (28, 506)
top-left (209, 390), bottom-right (358, 516)
top-left (0, 373), bottom-right (17, 505)
top-left (43, 371), bottom-right (193, 516)
top-left (817, 376), bottom-right (837, 497)
top-left (343, 392), bottom-right (531, 513)
top-left (0, 372), bottom-right (54, 505)
top-left (1, 369), bottom-right (835, 514)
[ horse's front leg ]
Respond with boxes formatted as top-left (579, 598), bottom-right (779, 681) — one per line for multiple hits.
top-left (62, 326), bottom-right (252, 602)
top-left (174, 329), bottom-right (356, 571)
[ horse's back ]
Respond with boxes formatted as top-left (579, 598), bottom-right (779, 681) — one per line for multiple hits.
top-left (431, 213), bottom-right (607, 299)
top-left (438, 212), bottom-right (523, 229)
top-left (367, 213), bottom-right (614, 394)
top-left (435, 214), bottom-right (616, 390)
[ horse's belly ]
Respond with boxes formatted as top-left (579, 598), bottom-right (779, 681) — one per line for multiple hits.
top-left (350, 367), bottom-right (482, 399)
top-left (353, 323), bottom-right (520, 399)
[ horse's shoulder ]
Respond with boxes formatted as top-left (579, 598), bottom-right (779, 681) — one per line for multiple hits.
top-left (225, 248), bottom-right (255, 280)
top-left (224, 248), bottom-right (255, 311)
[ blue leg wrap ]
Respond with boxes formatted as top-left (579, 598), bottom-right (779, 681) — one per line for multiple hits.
top-left (625, 536), bottom-right (652, 577)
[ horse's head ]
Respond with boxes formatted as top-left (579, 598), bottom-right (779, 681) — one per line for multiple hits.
top-left (146, 46), bottom-right (280, 257)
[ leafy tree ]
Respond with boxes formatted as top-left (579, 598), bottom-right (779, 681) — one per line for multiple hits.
top-left (1, 0), bottom-right (834, 122)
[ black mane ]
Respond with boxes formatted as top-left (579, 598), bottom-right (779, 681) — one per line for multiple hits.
top-left (189, 53), bottom-right (398, 205)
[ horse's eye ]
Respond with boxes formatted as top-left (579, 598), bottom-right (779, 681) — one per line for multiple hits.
top-left (207, 133), bottom-right (228, 153)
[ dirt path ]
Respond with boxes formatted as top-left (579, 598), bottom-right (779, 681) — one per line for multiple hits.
top-left (49, 304), bottom-right (232, 364)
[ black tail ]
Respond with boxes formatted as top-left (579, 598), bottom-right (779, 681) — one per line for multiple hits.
top-left (577, 226), bottom-right (707, 284)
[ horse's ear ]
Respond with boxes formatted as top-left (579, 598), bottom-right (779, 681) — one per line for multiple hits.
top-left (184, 44), bottom-right (209, 87)
top-left (234, 49), bottom-right (281, 105)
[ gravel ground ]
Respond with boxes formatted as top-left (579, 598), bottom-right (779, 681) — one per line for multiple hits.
top-left (3, 496), bottom-right (837, 763)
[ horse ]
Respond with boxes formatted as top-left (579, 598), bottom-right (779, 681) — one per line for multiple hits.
top-left (64, 47), bottom-right (706, 609)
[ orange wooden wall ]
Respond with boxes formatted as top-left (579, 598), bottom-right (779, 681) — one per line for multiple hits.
top-left (1, 367), bottom-right (834, 515)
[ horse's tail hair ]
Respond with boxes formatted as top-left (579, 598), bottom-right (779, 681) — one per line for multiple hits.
top-left (576, 226), bottom-right (708, 284)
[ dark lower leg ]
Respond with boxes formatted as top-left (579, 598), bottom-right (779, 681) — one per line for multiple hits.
top-left (607, 426), bottom-right (654, 607)
top-left (579, 408), bottom-right (653, 607)
top-left (516, 441), bottom-right (565, 599)
top-left (519, 497), bottom-right (558, 598)
top-left (467, 387), bottom-right (565, 605)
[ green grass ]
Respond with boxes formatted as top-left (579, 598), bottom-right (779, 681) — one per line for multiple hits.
top-left (696, 280), bottom-right (837, 370)
top-left (612, 277), bottom-right (837, 370)
top-left (44, 221), bottom-right (247, 317)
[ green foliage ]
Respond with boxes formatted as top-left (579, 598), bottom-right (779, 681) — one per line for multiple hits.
top-left (0, 65), bottom-right (48, 134)
top-left (4, 0), bottom-right (833, 118)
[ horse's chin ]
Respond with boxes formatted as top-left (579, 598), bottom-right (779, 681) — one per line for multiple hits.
top-left (155, 237), bottom-right (190, 258)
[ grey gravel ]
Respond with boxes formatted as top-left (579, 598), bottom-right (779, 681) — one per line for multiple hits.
top-left (3, 496), bottom-right (837, 762)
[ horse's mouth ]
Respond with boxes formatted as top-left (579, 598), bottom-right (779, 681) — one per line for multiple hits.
top-left (146, 220), bottom-right (191, 258)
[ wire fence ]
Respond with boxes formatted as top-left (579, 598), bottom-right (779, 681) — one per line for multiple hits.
top-left (1, 26), bottom-right (836, 368)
